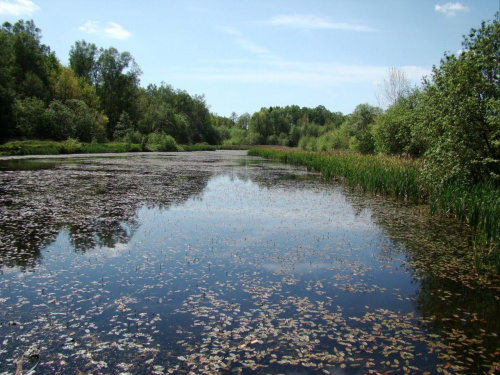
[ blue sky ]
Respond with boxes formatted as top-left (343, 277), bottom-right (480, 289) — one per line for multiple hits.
top-left (0, 0), bottom-right (498, 117)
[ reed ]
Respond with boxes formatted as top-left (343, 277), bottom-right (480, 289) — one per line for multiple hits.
top-left (429, 182), bottom-right (500, 272)
top-left (248, 147), bottom-right (423, 203)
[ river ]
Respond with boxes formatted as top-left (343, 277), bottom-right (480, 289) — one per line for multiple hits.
top-left (0, 151), bottom-right (498, 374)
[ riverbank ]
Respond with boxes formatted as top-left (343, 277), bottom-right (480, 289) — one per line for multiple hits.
top-left (0, 139), bottom-right (249, 156)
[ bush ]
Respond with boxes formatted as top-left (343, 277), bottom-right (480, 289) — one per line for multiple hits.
top-left (59, 138), bottom-right (81, 154)
top-left (146, 132), bottom-right (179, 151)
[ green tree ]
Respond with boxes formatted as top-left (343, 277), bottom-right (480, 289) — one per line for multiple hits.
top-left (65, 99), bottom-right (106, 143)
top-left (46, 100), bottom-right (74, 141)
top-left (341, 103), bottom-right (382, 154)
top-left (0, 27), bottom-right (16, 141)
top-left (373, 89), bottom-right (427, 157)
top-left (422, 17), bottom-right (500, 185)
top-left (14, 96), bottom-right (49, 139)
top-left (4, 20), bottom-right (58, 101)
top-left (113, 111), bottom-right (134, 140)
top-left (236, 112), bottom-right (251, 130)
top-left (95, 47), bottom-right (142, 139)
top-left (69, 40), bottom-right (100, 85)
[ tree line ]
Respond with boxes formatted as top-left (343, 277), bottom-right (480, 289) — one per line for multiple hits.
top-left (222, 16), bottom-right (499, 188)
top-left (1, 16), bottom-right (499, 188)
top-left (0, 20), bottom-right (220, 149)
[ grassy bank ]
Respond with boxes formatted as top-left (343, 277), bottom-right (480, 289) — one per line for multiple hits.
top-left (0, 140), bottom-right (250, 156)
top-left (249, 146), bottom-right (500, 273)
top-left (0, 139), bottom-right (140, 156)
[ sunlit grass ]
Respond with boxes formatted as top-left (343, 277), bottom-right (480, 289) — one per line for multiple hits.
top-left (249, 147), bottom-right (423, 203)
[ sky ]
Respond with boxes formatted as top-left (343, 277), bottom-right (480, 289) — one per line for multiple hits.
top-left (0, 0), bottom-right (498, 117)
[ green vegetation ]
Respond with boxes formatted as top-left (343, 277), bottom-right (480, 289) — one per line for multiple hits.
top-left (248, 147), bottom-right (422, 202)
top-left (247, 16), bottom-right (500, 274)
top-left (0, 20), bottom-right (220, 147)
top-left (0, 139), bottom-right (140, 155)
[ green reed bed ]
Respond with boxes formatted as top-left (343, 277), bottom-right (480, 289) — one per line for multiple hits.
top-left (249, 147), bottom-right (500, 273)
top-left (429, 182), bottom-right (500, 272)
top-left (249, 147), bottom-right (423, 203)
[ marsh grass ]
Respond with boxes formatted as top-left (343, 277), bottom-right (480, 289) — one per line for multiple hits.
top-left (0, 140), bottom-right (250, 156)
top-left (249, 147), bottom-right (423, 203)
top-left (249, 146), bottom-right (500, 273)
top-left (429, 182), bottom-right (500, 272)
top-left (0, 140), bottom-right (141, 155)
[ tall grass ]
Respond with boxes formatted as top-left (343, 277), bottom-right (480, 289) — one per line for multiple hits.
top-left (429, 182), bottom-right (500, 272)
top-left (249, 146), bottom-right (500, 273)
top-left (249, 147), bottom-right (423, 203)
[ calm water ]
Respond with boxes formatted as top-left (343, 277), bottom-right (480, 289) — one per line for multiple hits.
top-left (0, 151), bottom-right (498, 374)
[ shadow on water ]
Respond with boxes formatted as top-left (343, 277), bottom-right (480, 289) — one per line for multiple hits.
top-left (0, 151), bottom-right (498, 374)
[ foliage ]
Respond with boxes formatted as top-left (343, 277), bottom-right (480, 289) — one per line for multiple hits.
top-left (137, 84), bottom-right (220, 145)
top-left (421, 18), bottom-right (500, 186)
top-left (145, 132), bottom-right (179, 152)
top-left (0, 139), bottom-right (143, 155)
top-left (113, 111), bottom-right (134, 140)
top-left (373, 89), bottom-right (428, 157)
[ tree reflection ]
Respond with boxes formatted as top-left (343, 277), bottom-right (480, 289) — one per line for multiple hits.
top-left (0, 155), bottom-right (216, 270)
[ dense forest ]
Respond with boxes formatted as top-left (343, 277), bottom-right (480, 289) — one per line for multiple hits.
top-left (1, 16), bottom-right (499, 188)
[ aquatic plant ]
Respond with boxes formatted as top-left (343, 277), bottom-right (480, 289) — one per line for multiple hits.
top-left (249, 147), bottom-right (423, 203)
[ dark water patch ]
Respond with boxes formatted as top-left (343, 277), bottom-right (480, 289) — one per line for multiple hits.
top-left (0, 158), bottom-right (81, 171)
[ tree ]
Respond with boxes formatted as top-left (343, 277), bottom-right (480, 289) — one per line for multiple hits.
top-left (341, 103), bottom-right (382, 154)
top-left (4, 20), bottom-right (58, 101)
top-left (113, 111), bottom-right (134, 140)
top-left (236, 112), bottom-right (251, 130)
top-left (373, 88), bottom-right (427, 157)
top-left (376, 67), bottom-right (411, 109)
top-left (95, 47), bottom-right (142, 138)
top-left (0, 26), bottom-right (16, 142)
top-left (69, 40), bottom-right (99, 85)
top-left (421, 17), bottom-right (500, 185)
top-left (14, 97), bottom-right (49, 139)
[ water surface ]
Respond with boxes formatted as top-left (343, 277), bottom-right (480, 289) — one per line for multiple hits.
top-left (0, 151), bottom-right (498, 374)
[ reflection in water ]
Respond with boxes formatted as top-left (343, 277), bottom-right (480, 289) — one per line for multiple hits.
top-left (0, 151), bottom-right (498, 374)
top-left (0, 154), bottom-right (216, 269)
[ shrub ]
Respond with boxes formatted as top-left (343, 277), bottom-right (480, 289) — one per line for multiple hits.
top-left (146, 132), bottom-right (179, 151)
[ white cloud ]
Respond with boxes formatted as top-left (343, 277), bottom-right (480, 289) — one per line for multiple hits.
top-left (0, 0), bottom-right (39, 16)
top-left (236, 38), bottom-right (271, 56)
top-left (79, 20), bottom-right (99, 34)
top-left (262, 14), bottom-right (375, 32)
top-left (78, 20), bottom-right (132, 40)
top-left (168, 59), bottom-right (429, 88)
top-left (217, 26), bottom-right (243, 37)
top-left (435, 2), bottom-right (469, 16)
top-left (104, 22), bottom-right (132, 40)
top-left (218, 26), bottom-right (276, 59)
